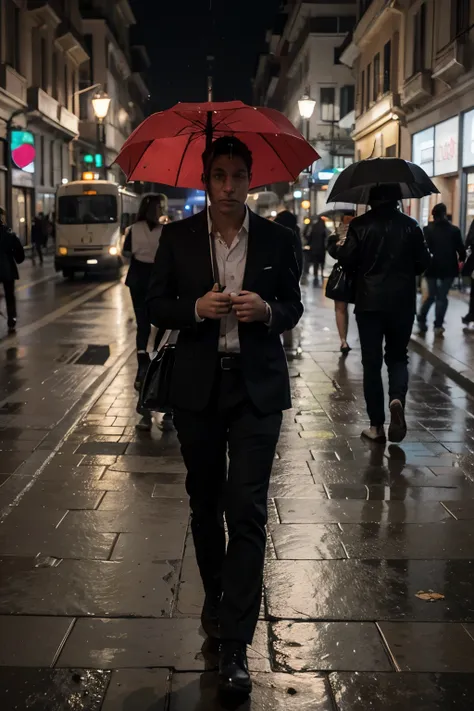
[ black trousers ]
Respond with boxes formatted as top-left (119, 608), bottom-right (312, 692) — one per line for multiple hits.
top-left (467, 278), bottom-right (474, 319)
top-left (174, 366), bottom-right (282, 644)
top-left (129, 284), bottom-right (151, 352)
top-left (2, 281), bottom-right (16, 327)
top-left (356, 310), bottom-right (414, 427)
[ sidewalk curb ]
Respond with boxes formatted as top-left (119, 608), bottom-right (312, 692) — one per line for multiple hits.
top-left (410, 334), bottom-right (474, 396)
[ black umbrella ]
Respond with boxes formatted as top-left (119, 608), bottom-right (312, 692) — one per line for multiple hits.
top-left (327, 158), bottom-right (439, 204)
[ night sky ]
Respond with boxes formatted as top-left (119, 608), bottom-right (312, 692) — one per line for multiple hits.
top-left (130, 0), bottom-right (281, 112)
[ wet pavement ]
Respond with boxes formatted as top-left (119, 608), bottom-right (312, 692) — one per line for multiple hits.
top-left (2, 272), bottom-right (474, 708)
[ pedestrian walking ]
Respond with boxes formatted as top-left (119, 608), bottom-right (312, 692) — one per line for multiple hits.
top-left (31, 214), bottom-right (45, 266)
top-left (123, 193), bottom-right (173, 431)
top-left (461, 219), bottom-right (474, 326)
top-left (327, 217), bottom-right (354, 356)
top-left (273, 209), bottom-right (303, 351)
top-left (147, 136), bottom-right (303, 696)
top-left (306, 216), bottom-right (328, 286)
top-left (332, 186), bottom-right (430, 444)
top-left (0, 206), bottom-right (25, 334)
top-left (417, 203), bottom-right (465, 335)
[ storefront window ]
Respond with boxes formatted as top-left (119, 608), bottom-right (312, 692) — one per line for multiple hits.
top-left (466, 173), bottom-right (474, 236)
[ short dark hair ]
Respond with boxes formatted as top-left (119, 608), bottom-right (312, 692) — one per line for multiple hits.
top-left (432, 202), bottom-right (447, 220)
top-left (202, 136), bottom-right (253, 183)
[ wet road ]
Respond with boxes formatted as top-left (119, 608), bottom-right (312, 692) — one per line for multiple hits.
top-left (1, 270), bottom-right (474, 709)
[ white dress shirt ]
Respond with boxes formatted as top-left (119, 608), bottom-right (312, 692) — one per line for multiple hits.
top-left (195, 206), bottom-right (270, 353)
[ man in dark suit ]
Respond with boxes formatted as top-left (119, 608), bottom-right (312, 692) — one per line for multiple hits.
top-left (147, 136), bottom-right (303, 696)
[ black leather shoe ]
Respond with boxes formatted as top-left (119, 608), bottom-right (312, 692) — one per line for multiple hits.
top-left (218, 640), bottom-right (252, 696)
top-left (201, 593), bottom-right (220, 639)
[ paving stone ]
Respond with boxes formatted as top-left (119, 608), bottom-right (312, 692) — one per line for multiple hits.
top-left (58, 507), bottom-right (189, 534)
top-left (58, 618), bottom-right (208, 670)
top-left (0, 526), bottom-right (116, 560)
top-left (264, 559), bottom-right (474, 622)
top-left (39, 465), bottom-right (106, 481)
top-left (98, 490), bottom-right (187, 511)
top-left (111, 528), bottom-right (188, 561)
top-left (270, 524), bottom-right (346, 560)
top-left (329, 672), bottom-right (474, 710)
top-left (378, 622), bottom-right (474, 672)
top-left (272, 621), bottom-right (392, 672)
top-left (76, 442), bottom-right (128, 455)
top-left (340, 521), bottom-right (474, 559)
top-left (108, 456), bottom-right (186, 474)
top-left (17, 485), bottom-right (104, 510)
top-left (0, 668), bottom-right (110, 710)
top-left (101, 669), bottom-right (168, 711)
top-left (0, 557), bottom-right (177, 616)
top-left (168, 671), bottom-right (333, 710)
top-left (275, 499), bottom-right (454, 524)
top-left (0, 616), bottom-right (74, 666)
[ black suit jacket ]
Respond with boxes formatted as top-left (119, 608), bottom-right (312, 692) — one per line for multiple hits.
top-left (147, 209), bottom-right (303, 414)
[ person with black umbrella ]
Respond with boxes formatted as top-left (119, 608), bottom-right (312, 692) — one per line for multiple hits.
top-left (330, 185), bottom-right (430, 444)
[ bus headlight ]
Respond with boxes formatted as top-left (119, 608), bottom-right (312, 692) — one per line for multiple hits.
top-left (109, 246), bottom-right (118, 256)
top-left (59, 247), bottom-right (68, 256)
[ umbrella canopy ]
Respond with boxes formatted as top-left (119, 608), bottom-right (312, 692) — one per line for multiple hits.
top-left (114, 100), bottom-right (319, 189)
top-left (327, 158), bottom-right (439, 204)
top-left (319, 206), bottom-right (356, 219)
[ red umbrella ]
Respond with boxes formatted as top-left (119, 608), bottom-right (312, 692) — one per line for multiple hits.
top-left (114, 100), bottom-right (319, 189)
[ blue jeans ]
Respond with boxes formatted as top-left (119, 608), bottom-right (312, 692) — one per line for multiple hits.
top-left (418, 277), bottom-right (453, 328)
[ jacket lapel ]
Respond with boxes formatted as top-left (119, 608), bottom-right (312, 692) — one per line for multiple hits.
top-left (188, 210), bottom-right (214, 290)
top-left (242, 209), bottom-right (270, 291)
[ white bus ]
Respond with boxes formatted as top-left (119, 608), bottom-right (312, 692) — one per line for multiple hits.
top-left (55, 180), bottom-right (140, 278)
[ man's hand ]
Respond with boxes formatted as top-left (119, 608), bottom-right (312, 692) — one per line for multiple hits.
top-left (196, 283), bottom-right (232, 320)
top-left (231, 291), bottom-right (268, 323)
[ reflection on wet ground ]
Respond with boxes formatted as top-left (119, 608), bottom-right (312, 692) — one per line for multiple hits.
top-left (2, 280), bottom-right (474, 708)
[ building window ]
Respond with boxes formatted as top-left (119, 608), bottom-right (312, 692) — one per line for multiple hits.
top-left (360, 70), bottom-right (365, 114)
top-left (50, 140), bottom-right (55, 186)
top-left (383, 40), bottom-right (391, 93)
top-left (40, 38), bottom-right (48, 91)
top-left (340, 85), bottom-right (355, 117)
top-left (385, 144), bottom-right (397, 157)
top-left (453, 0), bottom-right (470, 37)
top-left (413, 3), bottom-right (426, 73)
top-left (339, 16), bottom-right (356, 33)
top-left (366, 63), bottom-right (371, 110)
top-left (5, 0), bottom-right (21, 73)
top-left (373, 53), bottom-right (380, 100)
top-left (52, 52), bottom-right (58, 100)
top-left (320, 87), bottom-right (336, 122)
top-left (64, 63), bottom-right (69, 109)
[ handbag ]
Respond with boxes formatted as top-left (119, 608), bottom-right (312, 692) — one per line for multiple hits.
top-left (138, 338), bottom-right (175, 413)
top-left (138, 216), bottom-right (221, 414)
top-left (325, 262), bottom-right (355, 303)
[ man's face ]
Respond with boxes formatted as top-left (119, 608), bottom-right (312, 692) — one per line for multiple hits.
top-left (207, 154), bottom-right (250, 216)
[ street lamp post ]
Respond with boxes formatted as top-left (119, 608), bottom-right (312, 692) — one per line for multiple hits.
top-left (75, 84), bottom-right (111, 180)
top-left (91, 90), bottom-right (111, 180)
top-left (298, 90), bottom-right (316, 143)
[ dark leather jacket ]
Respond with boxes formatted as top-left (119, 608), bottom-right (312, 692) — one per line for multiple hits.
top-left (328, 204), bottom-right (430, 313)
top-left (0, 224), bottom-right (24, 282)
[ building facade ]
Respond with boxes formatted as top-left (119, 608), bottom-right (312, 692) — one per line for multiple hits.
top-left (0, 0), bottom-right (149, 245)
top-left (254, 1), bottom-right (357, 216)
top-left (78, 0), bottom-right (150, 185)
top-left (342, 0), bottom-right (474, 231)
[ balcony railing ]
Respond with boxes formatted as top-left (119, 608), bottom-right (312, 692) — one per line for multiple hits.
top-left (432, 39), bottom-right (467, 84)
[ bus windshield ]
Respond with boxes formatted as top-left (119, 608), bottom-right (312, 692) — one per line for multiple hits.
top-left (58, 194), bottom-right (117, 225)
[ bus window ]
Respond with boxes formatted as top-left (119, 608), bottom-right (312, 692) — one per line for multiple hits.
top-left (58, 195), bottom-right (117, 224)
